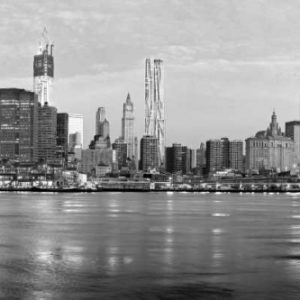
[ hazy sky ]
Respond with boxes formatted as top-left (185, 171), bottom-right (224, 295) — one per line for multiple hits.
top-left (1, 0), bottom-right (300, 148)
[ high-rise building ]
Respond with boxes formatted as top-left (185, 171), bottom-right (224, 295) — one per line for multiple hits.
top-left (190, 149), bottom-right (197, 169)
top-left (196, 143), bottom-right (206, 174)
top-left (38, 103), bottom-right (57, 163)
top-left (140, 135), bottom-right (159, 171)
top-left (96, 107), bottom-right (110, 138)
top-left (145, 58), bottom-right (165, 167)
top-left (112, 138), bottom-right (128, 169)
top-left (206, 138), bottom-right (243, 174)
top-left (68, 113), bottom-right (83, 151)
top-left (182, 146), bottom-right (191, 174)
top-left (0, 88), bottom-right (38, 163)
top-left (57, 113), bottom-right (69, 163)
top-left (166, 143), bottom-right (182, 173)
top-left (229, 140), bottom-right (243, 172)
top-left (246, 112), bottom-right (294, 173)
top-left (33, 28), bottom-right (54, 106)
top-left (96, 107), bottom-right (106, 136)
top-left (121, 93), bottom-right (136, 159)
top-left (206, 138), bottom-right (229, 174)
top-left (285, 121), bottom-right (300, 164)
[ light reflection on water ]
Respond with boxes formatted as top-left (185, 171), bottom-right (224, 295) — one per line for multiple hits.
top-left (0, 192), bottom-right (299, 299)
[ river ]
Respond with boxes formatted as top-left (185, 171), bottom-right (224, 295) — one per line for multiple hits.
top-left (0, 192), bottom-right (299, 299)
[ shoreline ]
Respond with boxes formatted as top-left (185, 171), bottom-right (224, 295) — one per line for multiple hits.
top-left (1, 187), bottom-right (300, 193)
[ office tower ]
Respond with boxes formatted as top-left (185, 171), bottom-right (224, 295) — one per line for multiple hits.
top-left (33, 28), bottom-right (54, 106)
top-left (140, 135), bottom-right (159, 171)
top-left (38, 103), bottom-right (57, 163)
top-left (112, 138), bottom-right (128, 169)
top-left (166, 143), bottom-right (182, 173)
top-left (229, 140), bottom-right (243, 172)
top-left (57, 113), bottom-right (69, 163)
top-left (96, 107), bottom-right (106, 135)
top-left (144, 58), bottom-right (165, 167)
top-left (246, 112), bottom-right (294, 173)
top-left (121, 93), bottom-right (136, 159)
top-left (206, 138), bottom-right (230, 174)
top-left (68, 113), bottom-right (83, 151)
top-left (182, 146), bottom-right (191, 174)
top-left (0, 88), bottom-right (38, 163)
top-left (190, 149), bottom-right (197, 169)
top-left (285, 121), bottom-right (300, 164)
top-left (96, 107), bottom-right (110, 138)
top-left (196, 143), bottom-right (206, 174)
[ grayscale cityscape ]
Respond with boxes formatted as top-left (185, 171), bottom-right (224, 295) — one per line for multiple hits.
top-left (0, 1), bottom-right (300, 299)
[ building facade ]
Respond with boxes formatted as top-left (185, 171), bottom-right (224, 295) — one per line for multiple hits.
top-left (206, 138), bottom-right (243, 174)
top-left (145, 58), bottom-right (165, 167)
top-left (112, 138), bottom-right (128, 169)
top-left (285, 121), bottom-right (300, 165)
top-left (140, 135), bottom-right (159, 171)
top-left (38, 103), bottom-right (57, 163)
top-left (33, 28), bottom-right (54, 106)
top-left (0, 88), bottom-right (38, 163)
top-left (57, 113), bottom-right (69, 163)
top-left (229, 140), bottom-right (244, 172)
top-left (121, 93), bottom-right (137, 160)
top-left (166, 143), bottom-right (182, 173)
top-left (68, 113), bottom-right (83, 152)
top-left (246, 112), bottom-right (295, 173)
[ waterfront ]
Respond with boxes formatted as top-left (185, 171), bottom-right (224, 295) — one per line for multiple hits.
top-left (0, 192), bottom-right (300, 299)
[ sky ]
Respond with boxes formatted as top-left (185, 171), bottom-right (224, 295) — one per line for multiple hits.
top-left (1, 0), bottom-right (300, 148)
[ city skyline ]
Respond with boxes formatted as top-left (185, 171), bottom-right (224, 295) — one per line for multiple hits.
top-left (2, 1), bottom-right (300, 148)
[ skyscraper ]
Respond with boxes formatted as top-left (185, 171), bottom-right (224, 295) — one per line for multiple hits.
top-left (121, 93), bottom-right (136, 159)
top-left (68, 113), bottom-right (83, 150)
top-left (57, 113), bottom-right (69, 163)
top-left (0, 88), bottom-right (38, 163)
top-left (38, 103), bottom-right (57, 163)
top-left (140, 136), bottom-right (159, 171)
top-left (33, 28), bottom-right (54, 106)
top-left (96, 107), bottom-right (110, 138)
top-left (144, 58), bottom-right (165, 167)
top-left (96, 107), bottom-right (106, 136)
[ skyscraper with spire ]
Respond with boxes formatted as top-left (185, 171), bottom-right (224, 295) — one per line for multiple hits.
top-left (33, 27), bottom-right (54, 106)
top-left (144, 58), bottom-right (165, 167)
top-left (121, 93), bottom-right (135, 159)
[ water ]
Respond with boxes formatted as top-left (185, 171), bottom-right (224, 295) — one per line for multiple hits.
top-left (0, 192), bottom-right (299, 299)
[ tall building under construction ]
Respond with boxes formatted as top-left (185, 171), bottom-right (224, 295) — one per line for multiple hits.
top-left (144, 58), bottom-right (165, 168)
top-left (33, 28), bottom-right (54, 106)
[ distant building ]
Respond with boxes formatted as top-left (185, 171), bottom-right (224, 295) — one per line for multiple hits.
top-left (206, 138), bottom-right (243, 174)
top-left (68, 114), bottom-right (83, 149)
top-left (121, 93), bottom-right (136, 159)
top-left (190, 149), bottom-right (197, 169)
top-left (285, 121), bottom-right (300, 164)
top-left (166, 143), bottom-right (182, 173)
top-left (57, 113), bottom-right (69, 163)
top-left (38, 103), bottom-right (57, 164)
top-left (33, 28), bottom-right (54, 106)
top-left (196, 143), bottom-right (206, 174)
top-left (80, 148), bottom-right (113, 175)
top-left (68, 113), bottom-right (83, 160)
top-left (246, 112), bottom-right (294, 173)
top-left (229, 140), bottom-right (243, 172)
top-left (182, 146), bottom-right (191, 174)
top-left (140, 135), bottom-right (159, 171)
top-left (96, 107), bottom-right (110, 138)
top-left (112, 138), bottom-right (128, 169)
top-left (145, 59), bottom-right (165, 167)
top-left (0, 88), bottom-right (38, 163)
